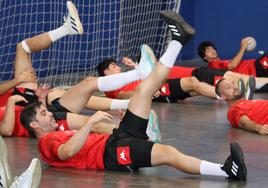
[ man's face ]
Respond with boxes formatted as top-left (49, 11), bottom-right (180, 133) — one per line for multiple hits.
top-left (219, 79), bottom-right (243, 100)
top-left (33, 105), bottom-right (58, 132)
top-left (104, 62), bottom-right (122, 75)
top-left (204, 46), bottom-right (218, 62)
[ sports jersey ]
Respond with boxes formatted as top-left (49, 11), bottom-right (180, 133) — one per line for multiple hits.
top-left (227, 99), bottom-right (268, 128)
top-left (0, 89), bottom-right (13, 107)
top-left (38, 131), bottom-right (110, 169)
top-left (208, 59), bottom-right (256, 76)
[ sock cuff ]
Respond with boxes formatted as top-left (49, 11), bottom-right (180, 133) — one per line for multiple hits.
top-left (21, 40), bottom-right (32, 54)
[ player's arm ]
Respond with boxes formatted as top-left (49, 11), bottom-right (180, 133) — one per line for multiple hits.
top-left (238, 115), bottom-right (268, 135)
top-left (117, 91), bottom-right (133, 99)
top-left (0, 95), bottom-right (27, 136)
top-left (228, 38), bottom-right (249, 70)
top-left (57, 111), bottom-right (112, 160)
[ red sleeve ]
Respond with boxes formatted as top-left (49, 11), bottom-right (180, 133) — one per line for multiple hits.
top-left (208, 60), bottom-right (229, 69)
top-left (227, 106), bottom-right (246, 128)
top-left (39, 135), bottom-right (64, 161)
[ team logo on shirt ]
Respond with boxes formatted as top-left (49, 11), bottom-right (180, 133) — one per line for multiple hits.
top-left (116, 146), bottom-right (132, 165)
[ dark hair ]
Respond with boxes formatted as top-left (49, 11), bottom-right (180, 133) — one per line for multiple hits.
top-left (197, 41), bottom-right (216, 62)
top-left (97, 59), bottom-right (116, 76)
top-left (20, 102), bottom-right (42, 137)
top-left (215, 78), bottom-right (226, 97)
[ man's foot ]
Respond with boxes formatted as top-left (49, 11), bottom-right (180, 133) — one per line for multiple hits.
top-left (244, 76), bottom-right (255, 100)
top-left (10, 158), bottom-right (41, 188)
top-left (146, 110), bottom-right (161, 143)
top-left (136, 44), bottom-right (156, 79)
top-left (64, 1), bottom-right (84, 35)
top-left (221, 142), bottom-right (247, 181)
top-left (160, 11), bottom-right (195, 45)
top-left (0, 136), bottom-right (12, 187)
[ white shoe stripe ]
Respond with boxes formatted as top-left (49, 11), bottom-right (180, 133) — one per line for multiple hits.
top-left (231, 169), bottom-right (237, 176)
top-left (232, 166), bottom-right (238, 173)
top-left (168, 24), bottom-right (176, 28)
top-left (173, 32), bottom-right (181, 37)
top-left (232, 161), bottom-right (238, 169)
top-left (170, 28), bottom-right (178, 32)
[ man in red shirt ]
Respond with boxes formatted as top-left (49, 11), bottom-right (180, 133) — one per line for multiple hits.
top-left (198, 39), bottom-right (268, 79)
top-left (20, 11), bottom-right (247, 181)
top-left (215, 78), bottom-right (268, 135)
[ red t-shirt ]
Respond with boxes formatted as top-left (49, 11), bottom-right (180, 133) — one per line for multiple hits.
top-left (0, 106), bottom-right (30, 137)
top-left (0, 90), bottom-right (13, 107)
top-left (38, 131), bottom-right (110, 169)
top-left (208, 59), bottom-right (256, 76)
top-left (227, 99), bottom-right (268, 128)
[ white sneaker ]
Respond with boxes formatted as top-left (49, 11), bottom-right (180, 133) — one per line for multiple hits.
top-left (146, 110), bottom-right (162, 143)
top-left (136, 44), bottom-right (156, 79)
top-left (244, 76), bottom-right (256, 100)
top-left (10, 158), bottom-right (41, 188)
top-left (64, 1), bottom-right (84, 35)
top-left (0, 136), bottom-right (12, 188)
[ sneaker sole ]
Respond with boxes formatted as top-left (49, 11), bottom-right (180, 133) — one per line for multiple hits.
top-left (160, 11), bottom-right (195, 35)
top-left (0, 136), bottom-right (12, 186)
top-left (230, 142), bottom-right (247, 181)
top-left (67, 1), bottom-right (84, 34)
top-left (246, 76), bottom-right (256, 100)
top-left (29, 158), bottom-right (42, 188)
top-left (142, 44), bottom-right (157, 64)
top-left (141, 44), bottom-right (156, 72)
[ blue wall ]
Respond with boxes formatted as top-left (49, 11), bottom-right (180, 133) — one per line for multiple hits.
top-left (180, 0), bottom-right (268, 60)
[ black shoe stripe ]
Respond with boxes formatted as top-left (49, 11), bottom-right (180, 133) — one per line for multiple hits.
top-left (71, 26), bottom-right (79, 32)
top-left (70, 16), bottom-right (75, 22)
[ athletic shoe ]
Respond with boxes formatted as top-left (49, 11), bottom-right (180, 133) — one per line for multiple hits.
top-left (244, 76), bottom-right (256, 100)
top-left (0, 136), bottom-right (13, 188)
top-left (146, 110), bottom-right (162, 143)
top-left (221, 142), bottom-right (247, 181)
top-left (160, 11), bottom-right (195, 45)
top-left (237, 78), bottom-right (245, 97)
top-left (136, 44), bottom-right (156, 79)
top-left (64, 1), bottom-right (84, 35)
top-left (10, 158), bottom-right (41, 188)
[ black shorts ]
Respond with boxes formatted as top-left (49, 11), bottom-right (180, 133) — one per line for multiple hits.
top-left (47, 98), bottom-right (70, 113)
top-left (192, 67), bottom-right (226, 86)
top-left (153, 79), bottom-right (191, 103)
top-left (12, 88), bottom-right (39, 106)
top-left (255, 53), bottom-right (268, 77)
top-left (103, 110), bottom-right (154, 172)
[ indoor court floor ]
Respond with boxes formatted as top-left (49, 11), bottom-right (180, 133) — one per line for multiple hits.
top-left (3, 93), bottom-right (268, 188)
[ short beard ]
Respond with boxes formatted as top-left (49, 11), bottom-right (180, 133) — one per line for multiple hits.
top-left (233, 93), bottom-right (243, 100)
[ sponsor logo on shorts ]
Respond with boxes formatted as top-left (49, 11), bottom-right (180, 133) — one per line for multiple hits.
top-left (116, 146), bottom-right (132, 165)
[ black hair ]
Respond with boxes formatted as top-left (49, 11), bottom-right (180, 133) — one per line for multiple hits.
top-left (215, 78), bottom-right (226, 97)
top-left (97, 59), bottom-right (117, 76)
top-left (20, 102), bottom-right (42, 137)
top-left (197, 41), bottom-right (217, 62)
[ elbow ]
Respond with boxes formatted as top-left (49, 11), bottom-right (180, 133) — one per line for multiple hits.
top-left (0, 127), bottom-right (13, 136)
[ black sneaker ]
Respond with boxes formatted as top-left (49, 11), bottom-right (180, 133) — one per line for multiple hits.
top-left (244, 76), bottom-right (256, 100)
top-left (160, 11), bottom-right (195, 45)
top-left (237, 78), bottom-right (245, 97)
top-left (221, 142), bottom-right (247, 181)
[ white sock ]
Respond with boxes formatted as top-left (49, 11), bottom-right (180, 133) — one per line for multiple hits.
top-left (256, 82), bottom-right (266, 89)
top-left (48, 25), bottom-right (69, 42)
top-left (200, 161), bottom-right (228, 177)
top-left (97, 70), bottom-right (141, 91)
top-left (110, 99), bottom-right (130, 110)
top-left (159, 40), bottom-right (182, 68)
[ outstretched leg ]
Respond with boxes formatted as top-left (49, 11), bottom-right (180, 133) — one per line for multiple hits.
top-left (15, 1), bottom-right (83, 89)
